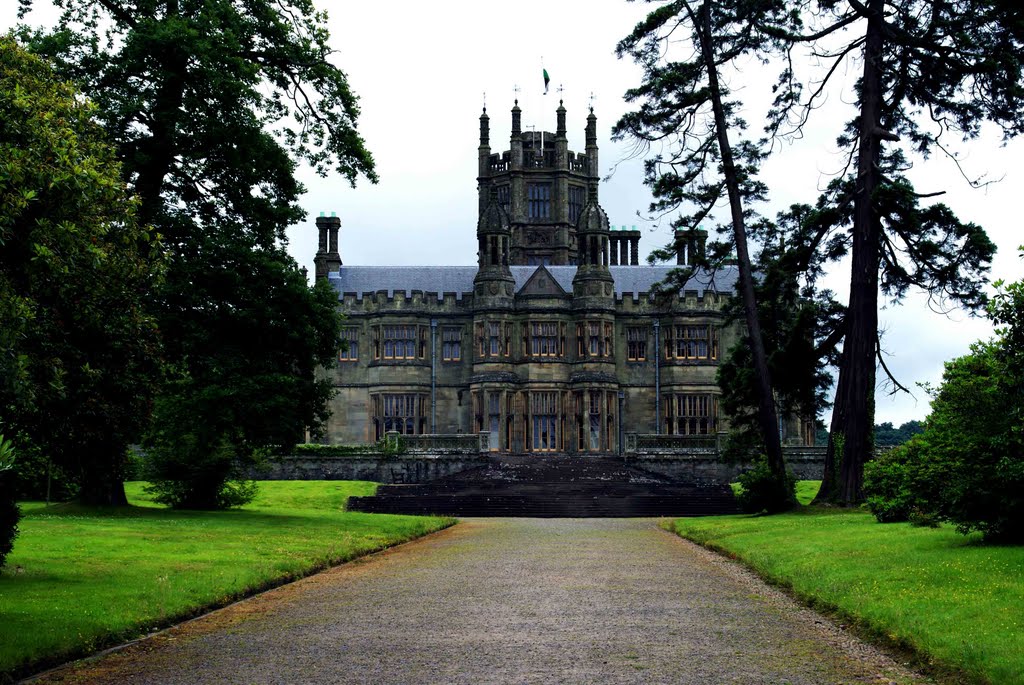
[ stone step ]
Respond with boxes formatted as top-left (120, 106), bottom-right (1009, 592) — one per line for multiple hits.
top-left (348, 493), bottom-right (740, 518)
top-left (347, 454), bottom-right (741, 518)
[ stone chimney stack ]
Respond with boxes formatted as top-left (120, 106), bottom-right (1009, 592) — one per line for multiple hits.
top-left (673, 227), bottom-right (708, 266)
top-left (314, 213), bottom-right (342, 281)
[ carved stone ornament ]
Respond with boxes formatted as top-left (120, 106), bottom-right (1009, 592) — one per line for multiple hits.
top-left (489, 282), bottom-right (499, 295)
top-left (527, 230), bottom-right (552, 245)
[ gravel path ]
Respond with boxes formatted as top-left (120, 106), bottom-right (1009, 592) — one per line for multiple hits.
top-left (30, 519), bottom-right (931, 685)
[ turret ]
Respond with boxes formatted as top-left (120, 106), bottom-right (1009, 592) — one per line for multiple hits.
top-left (473, 187), bottom-right (515, 309)
top-left (572, 185), bottom-right (614, 310)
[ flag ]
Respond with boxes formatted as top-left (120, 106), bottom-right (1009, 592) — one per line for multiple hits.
top-left (543, 68), bottom-right (550, 95)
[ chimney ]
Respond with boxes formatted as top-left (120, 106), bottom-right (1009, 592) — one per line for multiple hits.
top-left (314, 212), bottom-right (342, 281)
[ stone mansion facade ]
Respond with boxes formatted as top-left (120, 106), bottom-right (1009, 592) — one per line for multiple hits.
top-left (313, 102), bottom-right (814, 454)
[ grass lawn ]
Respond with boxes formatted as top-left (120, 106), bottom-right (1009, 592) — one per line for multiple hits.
top-left (674, 482), bottom-right (1024, 684)
top-left (0, 481), bottom-right (453, 680)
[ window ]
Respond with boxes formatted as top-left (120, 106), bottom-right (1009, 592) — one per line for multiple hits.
top-left (568, 185), bottom-right (586, 223)
top-left (381, 325), bottom-right (417, 359)
top-left (476, 321), bottom-right (510, 359)
top-left (489, 322), bottom-right (500, 356)
top-left (626, 326), bottom-right (647, 361)
top-left (577, 321), bottom-right (612, 357)
top-left (442, 327), bottom-right (461, 361)
top-left (529, 322), bottom-right (560, 357)
top-left (531, 392), bottom-right (559, 451)
top-left (665, 394), bottom-right (718, 435)
top-left (588, 390), bottom-right (602, 451)
top-left (374, 394), bottom-right (425, 439)
top-left (527, 182), bottom-right (551, 219)
top-left (496, 185), bottom-right (510, 214)
top-left (338, 327), bottom-right (359, 361)
top-left (488, 392), bottom-right (501, 451)
top-left (665, 324), bottom-right (720, 361)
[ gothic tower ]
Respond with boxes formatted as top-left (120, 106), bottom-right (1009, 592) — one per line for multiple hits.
top-left (477, 100), bottom-right (599, 266)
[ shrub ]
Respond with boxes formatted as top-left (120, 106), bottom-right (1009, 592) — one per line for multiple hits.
top-left (736, 456), bottom-right (797, 514)
top-left (0, 433), bottom-right (22, 568)
top-left (10, 434), bottom-right (78, 501)
top-left (864, 341), bottom-right (1024, 542)
top-left (143, 432), bottom-right (258, 510)
top-left (291, 443), bottom-right (377, 457)
top-left (864, 440), bottom-right (917, 523)
top-left (864, 437), bottom-right (946, 525)
top-left (142, 391), bottom-right (259, 510)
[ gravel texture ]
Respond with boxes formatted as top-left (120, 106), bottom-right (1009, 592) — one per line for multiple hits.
top-left (28, 518), bottom-right (932, 685)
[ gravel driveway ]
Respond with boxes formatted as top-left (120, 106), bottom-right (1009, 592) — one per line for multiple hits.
top-left (29, 518), bottom-right (930, 685)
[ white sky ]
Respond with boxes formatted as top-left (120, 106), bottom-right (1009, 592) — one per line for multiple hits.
top-left (8, 0), bottom-right (1024, 427)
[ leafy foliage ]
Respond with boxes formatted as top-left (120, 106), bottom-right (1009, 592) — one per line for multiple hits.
top-left (864, 314), bottom-right (1024, 541)
top-left (0, 36), bottom-right (163, 505)
top-left (718, 205), bottom-right (844, 456)
top-left (735, 456), bottom-right (797, 514)
top-left (863, 438), bottom-right (941, 524)
top-left (17, 0), bottom-right (375, 507)
top-left (0, 433), bottom-right (20, 568)
top-left (767, 0), bottom-right (1024, 505)
top-left (615, 0), bottom-right (805, 495)
top-left (873, 420), bottom-right (924, 447)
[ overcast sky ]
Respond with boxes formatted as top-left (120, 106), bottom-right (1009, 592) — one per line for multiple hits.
top-left (8, 0), bottom-right (1024, 427)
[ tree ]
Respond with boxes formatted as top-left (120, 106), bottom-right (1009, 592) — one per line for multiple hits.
top-left (18, 0), bottom-right (376, 506)
top-left (717, 205), bottom-right (844, 457)
top-left (615, 0), bottom-right (803, 510)
top-left (865, 337), bottom-right (1023, 541)
top-left (144, 238), bottom-right (342, 508)
top-left (873, 420), bottom-right (923, 446)
top-left (758, 0), bottom-right (1024, 504)
top-left (0, 35), bottom-right (163, 506)
top-left (0, 431), bottom-right (19, 568)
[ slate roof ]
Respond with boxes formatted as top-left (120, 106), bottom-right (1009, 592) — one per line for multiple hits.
top-left (329, 264), bottom-right (739, 301)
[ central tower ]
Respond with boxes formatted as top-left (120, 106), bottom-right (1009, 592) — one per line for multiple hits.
top-left (477, 100), bottom-right (600, 266)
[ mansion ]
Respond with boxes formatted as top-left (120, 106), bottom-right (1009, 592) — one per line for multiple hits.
top-left (314, 102), bottom-right (813, 454)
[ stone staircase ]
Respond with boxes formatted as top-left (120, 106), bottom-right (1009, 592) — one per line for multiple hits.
top-left (347, 455), bottom-right (740, 518)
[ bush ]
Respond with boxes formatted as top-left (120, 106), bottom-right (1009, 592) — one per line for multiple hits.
top-left (10, 434), bottom-right (78, 501)
top-left (863, 341), bottom-right (1024, 541)
top-left (736, 457), bottom-right (797, 514)
top-left (0, 433), bottom-right (22, 568)
top-left (142, 392), bottom-right (259, 510)
top-left (143, 433), bottom-right (258, 510)
top-left (864, 440), bottom-right (917, 523)
top-left (864, 438), bottom-right (944, 525)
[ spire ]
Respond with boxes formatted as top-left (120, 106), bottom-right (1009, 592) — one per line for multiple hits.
top-left (479, 106), bottom-right (489, 146)
top-left (556, 99), bottom-right (566, 138)
top-left (511, 99), bottom-right (522, 136)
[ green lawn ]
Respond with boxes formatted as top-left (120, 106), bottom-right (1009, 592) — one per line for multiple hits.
top-left (0, 481), bottom-right (453, 680)
top-left (674, 483), bottom-right (1024, 685)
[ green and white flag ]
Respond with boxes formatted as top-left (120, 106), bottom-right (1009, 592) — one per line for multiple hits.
top-left (543, 68), bottom-right (550, 94)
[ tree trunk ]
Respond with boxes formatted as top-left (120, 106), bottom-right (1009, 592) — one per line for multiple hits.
top-left (132, 0), bottom-right (185, 229)
top-left (815, 0), bottom-right (884, 505)
top-left (77, 464), bottom-right (129, 507)
top-left (696, 2), bottom-right (789, 496)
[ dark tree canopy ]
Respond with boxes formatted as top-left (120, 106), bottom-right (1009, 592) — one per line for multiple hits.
top-left (0, 35), bottom-right (163, 505)
top-left (616, 0), bottom-right (806, 509)
top-left (717, 205), bottom-right (844, 457)
top-left (728, 0), bottom-right (1024, 504)
top-left (17, 0), bottom-right (376, 506)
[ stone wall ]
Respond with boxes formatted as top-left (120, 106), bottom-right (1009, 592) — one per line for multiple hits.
top-left (627, 445), bottom-right (827, 484)
top-left (260, 454), bottom-right (488, 483)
